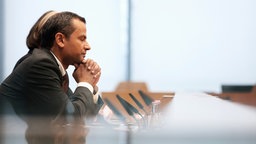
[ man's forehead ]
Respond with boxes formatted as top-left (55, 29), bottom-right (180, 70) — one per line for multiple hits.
top-left (72, 20), bottom-right (86, 32)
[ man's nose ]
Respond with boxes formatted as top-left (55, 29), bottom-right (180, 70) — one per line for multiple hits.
top-left (84, 42), bottom-right (91, 50)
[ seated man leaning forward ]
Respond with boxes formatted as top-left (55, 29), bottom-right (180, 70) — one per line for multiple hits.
top-left (0, 11), bottom-right (103, 144)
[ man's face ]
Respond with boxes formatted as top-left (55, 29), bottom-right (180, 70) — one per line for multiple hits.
top-left (63, 19), bottom-right (91, 65)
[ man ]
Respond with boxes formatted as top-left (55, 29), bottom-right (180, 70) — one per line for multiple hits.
top-left (0, 11), bottom-right (103, 143)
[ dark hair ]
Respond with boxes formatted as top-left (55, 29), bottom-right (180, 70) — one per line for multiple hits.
top-left (39, 11), bottom-right (86, 49)
top-left (26, 10), bottom-right (57, 50)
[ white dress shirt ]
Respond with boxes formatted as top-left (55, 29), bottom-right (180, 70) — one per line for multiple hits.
top-left (50, 51), bottom-right (99, 103)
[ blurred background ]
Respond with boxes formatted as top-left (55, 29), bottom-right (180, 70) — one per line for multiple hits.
top-left (1, 0), bottom-right (256, 93)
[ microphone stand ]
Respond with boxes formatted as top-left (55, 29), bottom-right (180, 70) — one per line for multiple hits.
top-left (104, 98), bottom-right (132, 144)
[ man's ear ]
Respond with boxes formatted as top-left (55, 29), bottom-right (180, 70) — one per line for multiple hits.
top-left (55, 32), bottom-right (65, 48)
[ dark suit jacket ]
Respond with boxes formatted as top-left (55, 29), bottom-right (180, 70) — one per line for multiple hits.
top-left (0, 48), bottom-right (102, 125)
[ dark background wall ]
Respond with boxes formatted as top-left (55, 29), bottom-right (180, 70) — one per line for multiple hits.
top-left (0, 1), bottom-right (5, 143)
top-left (0, 0), bottom-right (3, 82)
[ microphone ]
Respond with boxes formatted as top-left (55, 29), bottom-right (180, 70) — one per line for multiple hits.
top-left (104, 98), bottom-right (125, 121)
top-left (116, 94), bottom-right (138, 116)
top-left (116, 95), bottom-right (144, 120)
top-left (128, 93), bottom-right (148, 115)
top-left (116, 94), bottom-right (146, 129)
top-left (138, 90), bottom-right (153, 106)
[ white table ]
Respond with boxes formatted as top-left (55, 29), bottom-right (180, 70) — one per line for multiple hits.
top-left (133, 92), bottom-right (256, 144)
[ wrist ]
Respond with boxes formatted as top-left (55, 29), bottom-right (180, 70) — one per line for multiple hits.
top-left (93, 85), bottom-right (98, 95)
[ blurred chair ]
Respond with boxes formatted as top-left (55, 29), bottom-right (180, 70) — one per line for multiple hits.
top-left (209, 85), bottom-right (256, 107)
top-left (115, 81), bottom-right (148, 92)
top-left (252, 86), bottom-right (256, 93)
top-left (221, 84), bottom-right (253, 93)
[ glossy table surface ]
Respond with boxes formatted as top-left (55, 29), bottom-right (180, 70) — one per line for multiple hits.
top-left (88, 92), bottom-right (256, 144)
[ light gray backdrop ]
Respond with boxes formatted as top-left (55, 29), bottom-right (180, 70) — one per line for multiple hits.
top-left (2, 0), bottom-right (256, 93)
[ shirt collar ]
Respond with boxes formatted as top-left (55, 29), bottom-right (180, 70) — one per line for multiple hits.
top-left (50, 51), bottom-right (66, 76)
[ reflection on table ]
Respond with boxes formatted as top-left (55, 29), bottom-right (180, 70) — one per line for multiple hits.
top-left (2, 83), bottom-right (256, 144)
top-left (87, 91), bottom-right (256, 144)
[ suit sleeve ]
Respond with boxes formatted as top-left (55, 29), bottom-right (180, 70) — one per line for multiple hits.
top-left (25, 58), bottom-right (99, 121)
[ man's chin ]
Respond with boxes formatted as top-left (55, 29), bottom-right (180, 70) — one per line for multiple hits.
top-left (72, 59), bottom-right (84, 65)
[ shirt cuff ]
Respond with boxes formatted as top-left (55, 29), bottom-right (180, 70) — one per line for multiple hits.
top-left (93, 91), bottom-right (100, 103)
top-left (77, 82), bottom-right (99, 103)
top-left (77, 82), bottom-right (93, 93)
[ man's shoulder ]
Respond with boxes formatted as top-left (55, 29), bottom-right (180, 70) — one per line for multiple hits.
top-left (32, 49), bottom-right (53, 59)
top-left (15, 49), bottom-right (57, 71)
top-left (27, 49), bottom-right (56, 64)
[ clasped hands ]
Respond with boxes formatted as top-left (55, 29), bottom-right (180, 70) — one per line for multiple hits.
top-left (73, 59), bottom-right (101, 89)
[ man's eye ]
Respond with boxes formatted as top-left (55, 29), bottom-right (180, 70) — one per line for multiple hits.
top-left (80, 36), bottom-right (86, 41)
